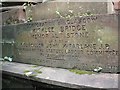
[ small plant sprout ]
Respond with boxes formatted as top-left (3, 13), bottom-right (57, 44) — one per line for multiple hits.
top-left (4, 56), bottom-right (9, 60)
top-left (3, 56), bottom-right (13, 62)
top-left (93, 67), bottom-right (102, 73)
top-left (8, 57), bottom-right (12, 62)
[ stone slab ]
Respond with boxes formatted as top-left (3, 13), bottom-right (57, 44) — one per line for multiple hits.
top-left (2, 14), bottom-right (119, 73)
top-left (1, 61), bottom-right (119, 89)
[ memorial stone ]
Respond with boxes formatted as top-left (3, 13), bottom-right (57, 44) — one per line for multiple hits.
top-left (2, 14), bottom-right (119, 73)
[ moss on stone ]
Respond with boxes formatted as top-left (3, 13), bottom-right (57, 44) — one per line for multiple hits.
top-left (23, 70), bottom-right (30, 73)
top-left (34, 69), bottom-right (42, 74)
top-left (69, 69), bottom-right (96, 75)
top-left (32, 65), bottom-right (39, 68)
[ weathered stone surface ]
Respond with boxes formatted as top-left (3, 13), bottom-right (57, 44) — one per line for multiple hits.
top-left (32, 2), bottom-right (108, 21)
top-left (1, 61), bottom-right (119, 89)
top-left (2, 14), bottom-right (119, 73)
top-left (2, 9), bottom-right (21, 25)
top-left (1, 2), bottom-right (114, 25)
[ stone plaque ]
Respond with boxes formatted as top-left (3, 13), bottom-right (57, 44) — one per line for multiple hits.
top-left (2, 14), bottom-right (119, 73)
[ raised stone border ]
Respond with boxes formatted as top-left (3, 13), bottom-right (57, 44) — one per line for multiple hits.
top-left (1, 61), bottom-right (119, 89)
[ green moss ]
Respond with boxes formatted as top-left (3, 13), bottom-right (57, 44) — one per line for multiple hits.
top-left (34, 69), bottom-right (42, 74)
top-left (32, 65), bottom-right (39, 68)
top-left (23, 70), bottom-right (37, 77)
top-left (23, 69), bottom-right (42, 74)
top-left (23, 70), bottom-right (30, 73)
top-left (69, 69), bottom-right (95, 75)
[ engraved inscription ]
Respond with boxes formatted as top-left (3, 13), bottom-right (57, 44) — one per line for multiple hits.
top-left (14, 15), bottom-right (118, 72)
